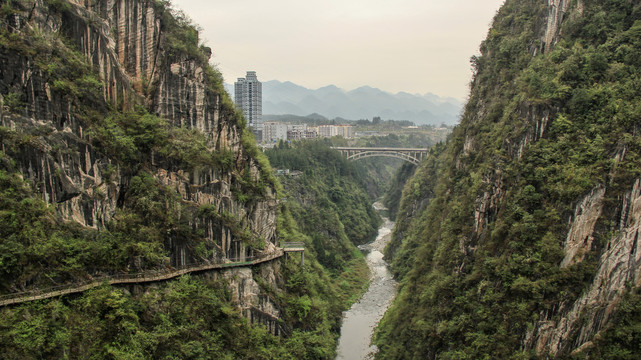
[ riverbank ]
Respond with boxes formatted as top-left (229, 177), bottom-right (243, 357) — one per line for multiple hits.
top-left (335, 203), bottom-right (398, 359)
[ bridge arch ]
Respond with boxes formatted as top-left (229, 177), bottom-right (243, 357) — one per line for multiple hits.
top-left (332, 147), bottom-right (428, 165)
top-left (347, 151), bottom-right (421, 165)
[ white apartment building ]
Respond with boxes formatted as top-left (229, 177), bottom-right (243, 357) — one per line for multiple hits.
top-left (263, 123), bottom-right (320, 142)
top-left (317, 125), bottom-right (354, 139)
top-left (263, 122), bottom-right (289, 142)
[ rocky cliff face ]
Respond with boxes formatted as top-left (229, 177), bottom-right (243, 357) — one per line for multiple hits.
top-left (458, 2), bottom-right (641, 354)
top-left (0, 0), bottom-right (279, 326)
top-left (1, 0), bottom-right (276, 258)
top-left (524, 179), bottom-right (641, 356)
top-left (377, 0), bottom-right (641, 358)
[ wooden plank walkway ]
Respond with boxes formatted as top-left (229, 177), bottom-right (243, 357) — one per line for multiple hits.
top-left (0, 249), bottom-right (285, 307)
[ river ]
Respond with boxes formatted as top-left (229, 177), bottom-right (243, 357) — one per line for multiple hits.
top-left (335, 202), bottom-right (398, 360)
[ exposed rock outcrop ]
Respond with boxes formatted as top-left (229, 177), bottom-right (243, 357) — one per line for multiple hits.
top-left (223, 264), bottom-right (284, 335)
top-left (560, 187), bottom-right (605, 268)
top-left (378, 0), bottom-right (641, 358)
top-left (543, 0), bottom-right (572, 53)
top-left (524, 180), bottom-right (641, 355)
top-left (0, 0), bottom-right (280, 327)
top-left (1, 0), bottom-right (277, 260)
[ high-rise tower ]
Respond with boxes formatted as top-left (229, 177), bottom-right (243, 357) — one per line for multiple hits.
top-left (234, 71), bottom-right (262, 141)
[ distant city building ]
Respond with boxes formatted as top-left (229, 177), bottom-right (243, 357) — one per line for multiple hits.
top-left (304, 127), bottom-right (318, 139)
top-left (339, 125), bottom-right (355, 139)
top-left (262, 123), bottom-right (320, 142)
top-left (317, 125), bottom-right (354, 139)
top-left (317, 125), bottom-right (332, 138)
top-left (263, 122), bottom-right (289, 142)
top-left (234, 71), bottom-right (262, 141)
top-left (286, 124), bottom-right (307, 141)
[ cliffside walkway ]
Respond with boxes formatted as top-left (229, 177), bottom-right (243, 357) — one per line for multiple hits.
top-left (0, 249), bottom-right (285, 307)
top-left (282, 242), bottom-right (305, 266)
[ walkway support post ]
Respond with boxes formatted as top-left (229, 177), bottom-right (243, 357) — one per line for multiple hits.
top-left (282, 242), bottom-right (305, 266)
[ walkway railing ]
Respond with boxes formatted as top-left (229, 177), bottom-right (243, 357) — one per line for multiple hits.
top-left (0, 249), bottom-right (284, 307)
top-left (281, 242), bottom-right (305, 266)
top-left (281, 242), bottom-right (305, 251)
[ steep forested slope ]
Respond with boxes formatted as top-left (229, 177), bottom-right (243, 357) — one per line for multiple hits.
top-left (0, 0), bottom-right (367, 358)
top-left (266, 140), bottom-right (382, 340)
top-left (267, 140), bottom-right (380, 270)
top-left (376, 0), bottom-right (641, 358)
top-left (0, 0), bottom-right (278, 291)
top-left (383, 162), bottom-right (418, 220)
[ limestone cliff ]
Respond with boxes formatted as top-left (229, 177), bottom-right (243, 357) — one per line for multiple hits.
top-left (377, 0), bottom-right (641, 358)
top-left (1, 0), bottom-right (276, 261)
top-left (0, 0), bottom-right (279, 325)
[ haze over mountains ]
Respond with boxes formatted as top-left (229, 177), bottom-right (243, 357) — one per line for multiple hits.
top-left (226, 80), bottom-right (463, 125)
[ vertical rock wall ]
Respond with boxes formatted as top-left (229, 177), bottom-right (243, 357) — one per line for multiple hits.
top-left (1, 0), bottom-right (277, 257)
top-left (1, 0), bottom-right (282, 329)
top-left (523, 180), bottom-right (641, 356)
top-left (543, 0), bottom-right (572, 53)
top-left (469, 0), bottom-right (641, 356)
top-left (385, 0), bottom-right (641, 356)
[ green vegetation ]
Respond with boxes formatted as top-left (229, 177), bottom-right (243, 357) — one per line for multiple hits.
top-left (0, 110), bottom-right (259, 290)
top-left (1, 92), bottom-right (23, 112)
top-left (0, 276), bottom-right (296, 359)
top-left (267, 140), bottom-right (380, 252)
top-left (353, 132), bottom-right (445, 148)
top-left (375, 0), bottom-right (641, 359)
top-left (275, 214), bottom-right (370, 359)
top-left (0, 1), bottom-right (106, 119)
top-left (0, 0), bottom-right (376, 358)
top-left (267, 140), bottom-right (379, 357)
top-left (0, 161), bottom-right (186, 290)
top-left (574, 286), bottom-right (641, 360)
top-left (382, 162), bottom-right (416, 220)
top-left (90, 107), bottom-right (238, 173)
top-left (0, 0), bottom-right (273, 291)
top-left (354, 117), bottom-right (415, 128)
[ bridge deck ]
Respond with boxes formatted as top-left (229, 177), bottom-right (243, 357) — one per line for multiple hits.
top-left (331, 147), bottom-right (428, 151)
top-left (331, 146), bottom-right (428, 165)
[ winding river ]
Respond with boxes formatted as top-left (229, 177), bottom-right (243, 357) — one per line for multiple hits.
top-left (336, 203), bottom-right (398, 360)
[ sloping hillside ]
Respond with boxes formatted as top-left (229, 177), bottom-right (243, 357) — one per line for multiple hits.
top-left (376, 0), bottom-right (641, 358)
top-left (0, 1), bottom-right (370, 357)
top-left (0, 0), bottom-right (279, 296)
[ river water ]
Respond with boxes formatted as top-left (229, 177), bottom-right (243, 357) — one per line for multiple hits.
top-left (335, 203), bottom-right (398, 360)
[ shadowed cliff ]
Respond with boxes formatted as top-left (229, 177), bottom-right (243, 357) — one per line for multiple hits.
top-left (376, 0), bottom-right (641, 358)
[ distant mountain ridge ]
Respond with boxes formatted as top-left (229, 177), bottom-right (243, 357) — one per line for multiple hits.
top-left (224, 81), bottom-right (463, 125)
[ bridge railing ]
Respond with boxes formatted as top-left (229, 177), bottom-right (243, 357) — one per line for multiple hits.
top-left (331, 147), bottom-right (428, 151)
top-left (330, 147), bottom-right (428, 165)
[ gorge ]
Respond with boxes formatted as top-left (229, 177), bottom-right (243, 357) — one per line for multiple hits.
top-left (2, 0), bottom-right (641, 359)
top-left (0, 0), bottom-right (380, 358)
top-left (336, 203), bottom-right (397, 360)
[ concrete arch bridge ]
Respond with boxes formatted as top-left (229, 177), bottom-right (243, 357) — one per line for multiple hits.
top-left (332, 147), bottom-right (428, 165)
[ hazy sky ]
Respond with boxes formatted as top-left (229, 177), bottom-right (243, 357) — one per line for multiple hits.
top-left (171, 0), bottom-right (505, 100)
